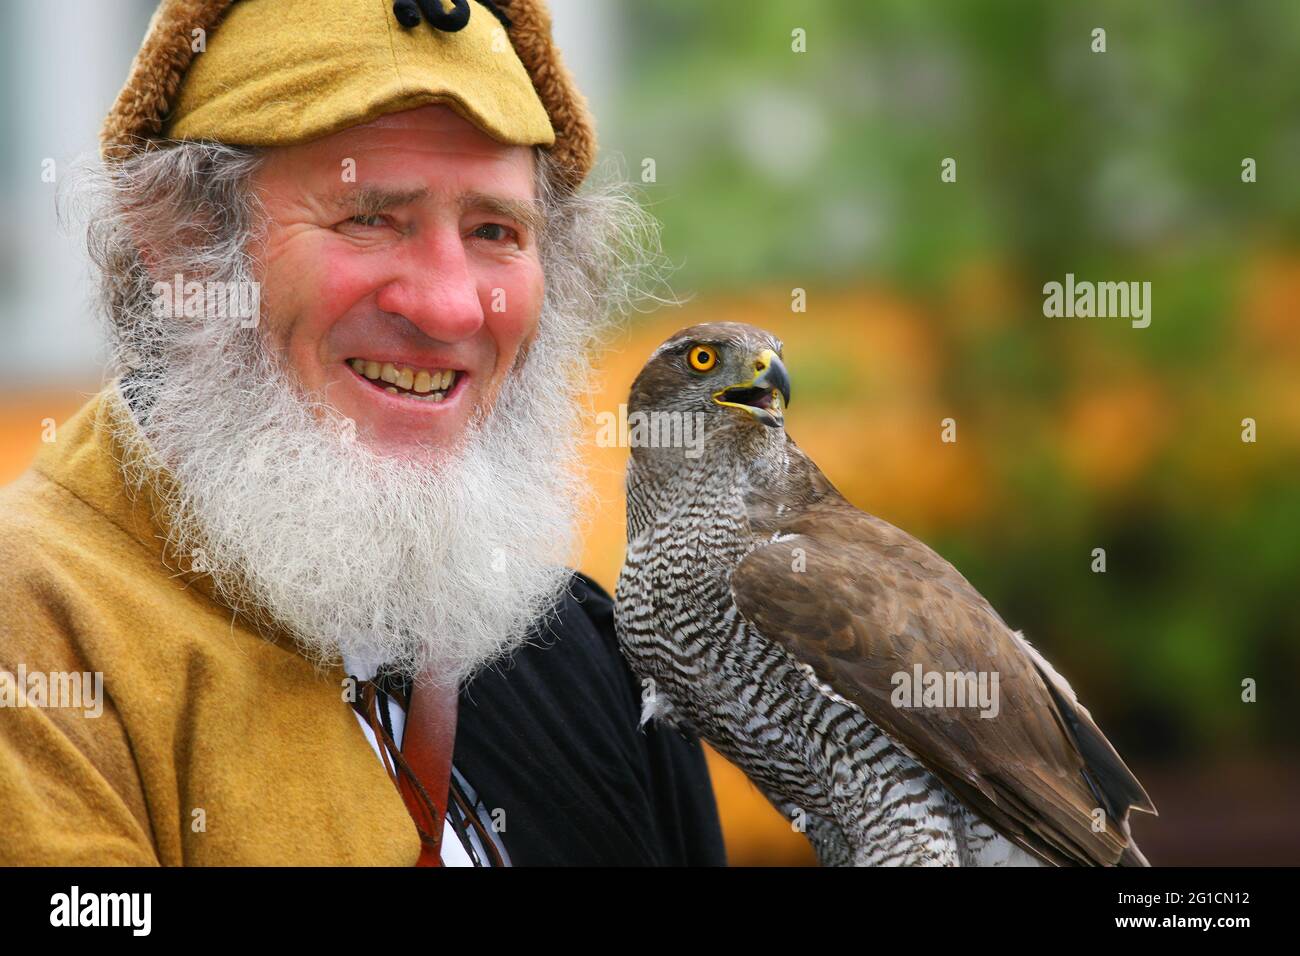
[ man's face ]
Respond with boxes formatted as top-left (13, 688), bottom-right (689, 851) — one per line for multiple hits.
top-left (251, 104), bottom-right (544, 456)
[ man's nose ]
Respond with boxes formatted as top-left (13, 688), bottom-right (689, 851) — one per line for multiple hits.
top-left (374, 227), bottom-right (486, 343)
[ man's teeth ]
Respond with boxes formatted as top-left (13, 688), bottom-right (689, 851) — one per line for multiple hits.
top-left (349, 359), bottom-right (457, 401)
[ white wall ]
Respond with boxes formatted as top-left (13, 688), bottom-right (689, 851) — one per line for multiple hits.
top-left (0, 0), bottom-right (155, 385)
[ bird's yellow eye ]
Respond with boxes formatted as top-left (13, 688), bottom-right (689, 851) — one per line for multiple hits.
top-left (688, 345), bottom-right (718, 372)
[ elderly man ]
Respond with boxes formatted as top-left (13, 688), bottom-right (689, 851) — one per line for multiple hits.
top-left (0, 0), bottom-right (724, 866)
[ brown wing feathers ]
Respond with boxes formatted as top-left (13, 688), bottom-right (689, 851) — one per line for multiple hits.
top-left (731, 448), bottom-right (1154, 866)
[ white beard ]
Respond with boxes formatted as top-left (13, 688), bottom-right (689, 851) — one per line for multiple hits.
top-left (116, 317), bottom-right (588, 686)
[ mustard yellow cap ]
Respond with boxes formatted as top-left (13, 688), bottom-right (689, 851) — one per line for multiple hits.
top-left (162, 0), bottom-right (556, 149)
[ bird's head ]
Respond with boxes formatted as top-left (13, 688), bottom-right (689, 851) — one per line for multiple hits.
top-left (626, 323), bottom-right (792, 463)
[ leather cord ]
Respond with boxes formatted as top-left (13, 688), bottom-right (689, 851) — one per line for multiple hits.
top-left (355, 677), bottom-right (459, 867)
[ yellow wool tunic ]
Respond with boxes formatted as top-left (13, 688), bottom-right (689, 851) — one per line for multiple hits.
top-left (0, 385), bottom-right (420, 865)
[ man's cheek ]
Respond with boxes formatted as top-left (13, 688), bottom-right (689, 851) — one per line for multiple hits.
top-left (316, 248), bottom-right (379, 305)
top-left (278, 254), bottom-right (373, 350)
top-left (488, 275), bottom-right (544, 345)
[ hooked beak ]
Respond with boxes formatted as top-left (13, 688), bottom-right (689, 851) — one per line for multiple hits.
top-left (712, 348), bottom-right (792, 428)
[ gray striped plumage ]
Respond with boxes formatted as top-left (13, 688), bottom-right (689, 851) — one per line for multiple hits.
top-left (615, 322), bottom-right (1155, 867)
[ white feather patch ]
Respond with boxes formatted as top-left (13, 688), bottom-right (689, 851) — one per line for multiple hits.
top-left (638, 683), bottom-right (673, 729)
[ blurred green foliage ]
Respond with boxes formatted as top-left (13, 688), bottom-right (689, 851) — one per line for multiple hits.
top-left (609, 0), bottom-right (1300, 763)
top-left (615, 0), bottom-right (1300, 289)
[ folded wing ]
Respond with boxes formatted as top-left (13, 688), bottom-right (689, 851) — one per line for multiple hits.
top-left (731, 454), bottom-right (1155, 866)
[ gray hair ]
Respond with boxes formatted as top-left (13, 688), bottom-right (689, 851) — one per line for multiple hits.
top-left (74, 139), bottom-right (671, 380)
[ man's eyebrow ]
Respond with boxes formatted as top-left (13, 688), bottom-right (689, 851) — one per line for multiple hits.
top-left (328, 185), bottom-right (431, 216)
top-left (323, 186), bottom-right (545, 234)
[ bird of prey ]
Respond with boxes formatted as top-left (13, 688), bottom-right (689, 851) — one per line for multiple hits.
top-left (615, 322), bottom-right (1156, 866)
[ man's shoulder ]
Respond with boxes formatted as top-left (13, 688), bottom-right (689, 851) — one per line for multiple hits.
top-left (0, 466), bottom-right (67, 536)
top-left (559, 570), bottom-right (618, 646)
top-left (525, 570), bottom-right (646, 705)
top-left (0, 469), bottom-right (122, 661)
top-left (0, 462), bottom-right (227, 669)
top-left (0, 469), bottom-right (92, 595)
top-left (0, 466), bottom-right (143, 604)
top-left (490, 569), bottom-right (627, 694)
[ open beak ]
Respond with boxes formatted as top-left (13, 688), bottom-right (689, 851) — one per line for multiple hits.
top-left (712, 348), bottom-right (792, 428)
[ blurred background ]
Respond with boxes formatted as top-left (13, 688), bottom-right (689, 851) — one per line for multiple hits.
top-left (2, 0), bottom-right (1297, 864)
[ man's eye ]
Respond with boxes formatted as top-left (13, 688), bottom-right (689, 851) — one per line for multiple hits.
top-left (349, 214), bottom-right (386, 228)
top-left (473, 223), bottom-right (517, 243)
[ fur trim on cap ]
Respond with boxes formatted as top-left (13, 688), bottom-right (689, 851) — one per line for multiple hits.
top-left (100, 0), bottom-right (597, 193)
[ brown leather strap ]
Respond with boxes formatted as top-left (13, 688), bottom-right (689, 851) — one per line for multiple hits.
top-left (447, 773), bottom-right (507, 867)
top-left (397, 676), bottom-right (459, 867)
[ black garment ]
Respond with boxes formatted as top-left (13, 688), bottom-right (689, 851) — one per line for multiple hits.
top-left (453, 572), bottom-right (727, 866)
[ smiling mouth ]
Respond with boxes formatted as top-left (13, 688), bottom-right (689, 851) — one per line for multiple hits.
top-left (348, 359), bottom-right (461, 403)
